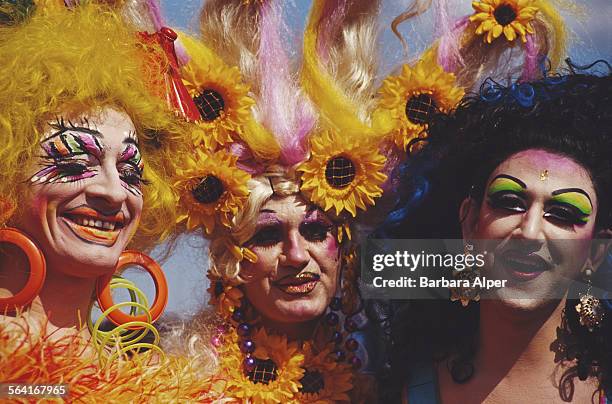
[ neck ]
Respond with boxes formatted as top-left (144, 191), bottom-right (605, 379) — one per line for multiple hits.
top-left (1, 244), bottom-right (97, 337)
top-left (474, 298), bottom-right (565, 386)
top-left (259, 316), bottom-right (320, 341)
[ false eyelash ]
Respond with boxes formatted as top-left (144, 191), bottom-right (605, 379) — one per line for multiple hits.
top-left (30, 163), bottom-right (97, 184)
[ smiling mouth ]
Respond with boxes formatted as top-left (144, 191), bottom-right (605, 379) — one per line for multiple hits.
top-left (499, 250), bottom-right (552, 281)
top-left (274, 272), bottom-right (321, 295)
top-left (61, 206), bottom-right (126, 247)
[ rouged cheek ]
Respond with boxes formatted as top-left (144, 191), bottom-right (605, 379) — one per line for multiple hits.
top-left (475, 206), bottom-right (522, 239)
top-left (240, 257), bottom-right (278, 280)
top-left (324, 235), bottom-right (339, 255)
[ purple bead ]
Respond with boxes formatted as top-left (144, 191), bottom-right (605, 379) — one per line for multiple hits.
top-left (331, 331), bottom-right (343, 344)
top-left (325, 312), bottom-right (339, 326)
top-left (350, 356), bottom-right (362, 369)
top-left (344, 318), bottom-right (358, 332)
top-left (243, 356), bottom-right (256, 372)
top-left (345, 338), bottom-right (359, 352)
top-left (333, 349), bottom-right (346, 362)
top-left (329, 297), bottom-right (342, 311)
top-left (237, 323), bottom-right (251, 337)
top-left (240, 339), bottom-right (256, 354)
top-left (211, 336), bottom-right (222, 347)
top-left (232, 308), bottom-right (244, 322)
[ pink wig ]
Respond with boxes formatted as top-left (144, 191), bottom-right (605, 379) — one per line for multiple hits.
top-left (257, 0), bottom-right (316, 166)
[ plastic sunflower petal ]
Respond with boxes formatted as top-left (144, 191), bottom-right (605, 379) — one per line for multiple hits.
top-left (503, 25), bottom-right (517, 41)
top-left (491, 24), bottom-right (503, 39)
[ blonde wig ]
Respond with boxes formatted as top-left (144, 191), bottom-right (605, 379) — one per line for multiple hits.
top-left (0, 3), bottom-right (188, 250)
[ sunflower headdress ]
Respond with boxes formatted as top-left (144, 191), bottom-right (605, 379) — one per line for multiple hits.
top-left (375, 49), bottom-right (464, 152)
top-left (179, 34), bottom-right (254, 150)
top-left (175, 0), bottom-right (393, 241)
top-left (374, 0), bottom-right (569, 152)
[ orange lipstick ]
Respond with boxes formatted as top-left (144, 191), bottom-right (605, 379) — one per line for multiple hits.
top-left (62, 206), bottom-right (125, 246)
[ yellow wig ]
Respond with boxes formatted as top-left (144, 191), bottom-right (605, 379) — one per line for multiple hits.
top-left (0, 3), bottom-right (188, 250)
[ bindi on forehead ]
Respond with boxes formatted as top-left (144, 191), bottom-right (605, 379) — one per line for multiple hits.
top-left (495, 150), bottom-right (593, 187)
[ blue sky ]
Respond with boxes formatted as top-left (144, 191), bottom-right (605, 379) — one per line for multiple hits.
top-left (137, 0), bottom-right (611, 318)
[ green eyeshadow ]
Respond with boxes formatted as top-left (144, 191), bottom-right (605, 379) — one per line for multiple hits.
top-left (487, 176), bottom-right (525, 196)
top-left (551, 192), bottom-right (592, 217)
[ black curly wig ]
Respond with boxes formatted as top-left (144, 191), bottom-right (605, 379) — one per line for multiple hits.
top-left (375, 62), bottom-right (612, 402)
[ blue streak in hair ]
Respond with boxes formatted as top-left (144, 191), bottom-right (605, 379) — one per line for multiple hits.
top-left (603, 291), bottom-right (612, 310)
top-left (383, 175), bottom-right (430, 228)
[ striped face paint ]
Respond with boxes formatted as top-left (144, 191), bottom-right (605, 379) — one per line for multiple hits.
top-left (31, 118), bottom-right (104, 184)
top-left (118, 138), bottom-right (146, 196)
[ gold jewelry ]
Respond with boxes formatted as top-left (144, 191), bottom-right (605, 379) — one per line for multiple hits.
top-left (450, 243), bottom-right (481, 307)
top-left (540, 169), bottom-right (549, 181)
top-left (575, 261), bottom-right (604, 331)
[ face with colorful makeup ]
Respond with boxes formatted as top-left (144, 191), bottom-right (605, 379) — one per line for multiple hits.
top-left (16, 107), bottom-right (145, 278)
top-left (463, 149), bottom-right (598, 310)
top-left (240, 194), bottom-right (341, 326)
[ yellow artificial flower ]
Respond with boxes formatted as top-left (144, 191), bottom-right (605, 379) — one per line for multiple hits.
top-left (174, 148), bottom-right (250, 234)
top-left (207, 273), bottom-right (244, 320)
top-left (218, 327), bottom-right (305, 403)
top-left (376, 52), bottom-right (464, 152)
top-left (296, 342), bottom-right (354, 403)
top-left (298, 129), bottom-right (387, 217)
top-left (470, 0), bottom-right (539, 43)
top-left (180, 34), bottom-right (254, 149)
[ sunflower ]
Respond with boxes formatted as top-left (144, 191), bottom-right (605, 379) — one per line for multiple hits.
top-left (179, 34), bottom-right (254, 149)
top-left (174, 148), bottom-right (250, 234)
top-left (470, 0), bottom-right (539, 43)
top-left (218, 327), bottom-right (304, 403)
top-left (298, 129), bottom-right (387, 217)
top-left (206, 273), bottom-right (244, 320)
top-left (296, 342), bottom-right (353, 403)
top-left (376, 52), bottom-right (464, 152)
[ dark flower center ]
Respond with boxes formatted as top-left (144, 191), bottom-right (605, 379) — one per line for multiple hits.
top-left (493, 4), bottom-right (517, 26)
top-left (194, 89), bottom-right (225, 121)
top-left (405, 93), bottom-right (438, 125)
top-left (214, 281), bottom-right (224, 297)
top-left (192, 175), bottom-right (224, 204)
top-left (325, 156), bottom-right (356, 189)
top-left (299, 369), bottom-right (325, 394)
top-left (246, 358), bottom-right (278, 385)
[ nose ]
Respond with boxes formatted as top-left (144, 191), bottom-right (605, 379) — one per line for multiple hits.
top-left (518, 205), bottom-right (545, 240)
top-left (85, 168), bottom-right (127, 209)
top-left (280, 230), bottom-right (310, 270)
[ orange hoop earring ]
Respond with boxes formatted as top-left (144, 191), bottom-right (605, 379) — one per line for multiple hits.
top-left (96, 250), bottom-right (168, 326)
top-left (0, 228), bottom-right (46, 313)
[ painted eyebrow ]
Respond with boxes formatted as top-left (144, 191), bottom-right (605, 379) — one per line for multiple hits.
top-left (551, 188), bottom-right (593, 206)
top-left (44, 118), bottom-right (103, 140)
top-left (42, 132), bottom-right (104, 159)
top-left (490, 174), bottom-right (527, 189)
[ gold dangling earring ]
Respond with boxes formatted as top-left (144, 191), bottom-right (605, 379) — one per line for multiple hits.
top-left (450, 242), bottom-right (481, 307)
top-left (575, 260), bottom-right (605, 332)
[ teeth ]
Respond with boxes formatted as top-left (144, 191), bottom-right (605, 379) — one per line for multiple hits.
top-left (71, 216), bottom-right (118, 231)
